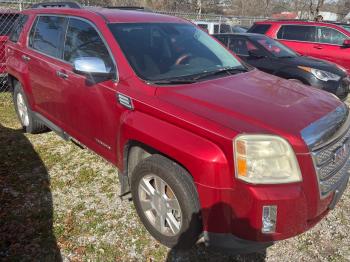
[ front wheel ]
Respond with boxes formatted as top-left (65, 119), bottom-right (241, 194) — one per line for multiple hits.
top-left (131, 155), bottom-right (202, 249)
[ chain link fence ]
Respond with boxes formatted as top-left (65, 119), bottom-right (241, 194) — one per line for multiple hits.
top-left (0, 0), bottom-right (266, 94)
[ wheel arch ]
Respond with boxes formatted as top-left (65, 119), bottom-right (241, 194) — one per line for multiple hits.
top-left (119, 140), bottom-right (194, 197)
top-left (117, 111), bottom-right (231, 197)
top-left (7, 74), bottom-right (19, 93)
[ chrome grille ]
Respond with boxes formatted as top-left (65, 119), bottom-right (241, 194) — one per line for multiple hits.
top-left (312, 126), bottom-right (350, 197)
top-left (314, 127), bottom-right (350, 166)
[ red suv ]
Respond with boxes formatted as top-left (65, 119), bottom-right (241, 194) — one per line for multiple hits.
top-left (6, 3), bottom-right (350, 251)
top-left (0, 11), bottom-right (18, 84)
top-left (249, 20), bottom-right (350, 74)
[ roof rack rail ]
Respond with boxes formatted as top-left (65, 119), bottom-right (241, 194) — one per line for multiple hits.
top-left (31, 1), bottom-right (81, 9)
top-left (106, 6), bottom-right (152, 12)
top-left (270, 19), bottom-right (310, 22)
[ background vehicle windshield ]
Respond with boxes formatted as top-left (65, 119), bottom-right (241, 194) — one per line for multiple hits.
top-left (253, 35), bottom-right (298, 58)
top-left (108, 23), bottom-right (244, 81)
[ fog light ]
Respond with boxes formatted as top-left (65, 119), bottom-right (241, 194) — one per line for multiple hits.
top-left (262, 206), bottom-right (277, 233)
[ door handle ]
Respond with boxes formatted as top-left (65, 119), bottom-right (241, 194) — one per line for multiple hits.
top-left (56, 71), bottom-right (68, 79)
top-left (314, 45), bottom-right (323, 49)
top-left (22, 55), bottom-right (31, 62)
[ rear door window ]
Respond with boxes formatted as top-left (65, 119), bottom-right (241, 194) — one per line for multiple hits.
top-left (277, 25), bottom-right (316, 42)
top-left (248, 24), bottom-right (271, 34)
top-left (29, 15), bottom-right (67, 58)
top-left (317, 27), bottom-right (347, 45)
top-left (9, 14), bottom-right (28, 42)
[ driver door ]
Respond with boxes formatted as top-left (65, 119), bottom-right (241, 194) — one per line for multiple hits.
top-left (58, 17), bottom-right (120, 161)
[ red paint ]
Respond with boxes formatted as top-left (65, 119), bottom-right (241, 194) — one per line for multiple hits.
top-left (253, 20), bottom-right (350, 74)
top-left (6, 7), bottom-right (345, 244)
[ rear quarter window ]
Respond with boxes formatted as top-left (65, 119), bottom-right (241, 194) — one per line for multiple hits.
top-left (0, 13), bottom-right (19, 37)
top-left (277, 25), bottom-right (316, 42)
top-left (9, 14), bottom-right (28, 42)
top-left (248, 24), bottom-right (271, 34)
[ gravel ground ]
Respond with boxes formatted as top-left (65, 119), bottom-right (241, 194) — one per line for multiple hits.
top-left (0, 92), bottom-right (349, 262)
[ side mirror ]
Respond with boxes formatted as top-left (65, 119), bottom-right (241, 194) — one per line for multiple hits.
top-left (248, 49), bottom-right (265, 59)
top-left (73, 57), bottom-right (113, 77)
top-left (343, 39), bottom-right (350, 48)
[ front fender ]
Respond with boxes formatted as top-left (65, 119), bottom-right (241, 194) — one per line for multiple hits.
top-left (117, 111), bottom-right (232, 189)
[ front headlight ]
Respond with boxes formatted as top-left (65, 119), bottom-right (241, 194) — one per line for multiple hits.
top-left (298, 66), bottom-right (341, 82)
top-left (234, 134), bottom-right (302, 184)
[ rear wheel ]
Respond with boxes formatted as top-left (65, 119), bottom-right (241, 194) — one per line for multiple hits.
top-left (13, 82), bottom-right (47, 134)
top-left (131, 155), bottom-right (202, 249)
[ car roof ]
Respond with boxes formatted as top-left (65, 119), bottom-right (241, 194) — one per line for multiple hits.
top-left (254, 20), bottom-right (346, 27)
top-left (23, 6), bottom-right (189, 24)
top-left (213, 33), bottom-right (267, 38)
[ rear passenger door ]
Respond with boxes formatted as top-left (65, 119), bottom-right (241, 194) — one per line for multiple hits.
top-left (276, 25), bottom-right (316, 56)
top-left (26, 15), bottom-right (68, 126)
top-left (308, 26), bottom-right (350, 69)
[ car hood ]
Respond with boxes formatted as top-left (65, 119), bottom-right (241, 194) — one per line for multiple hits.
top-left (156, 70), bottom-right (343, 145)
top-left (282, 55), bottom-right (347, 76)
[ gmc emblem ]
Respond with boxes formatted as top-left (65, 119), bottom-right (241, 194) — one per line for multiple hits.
top-left (334, 139), bottom-right (350, 163)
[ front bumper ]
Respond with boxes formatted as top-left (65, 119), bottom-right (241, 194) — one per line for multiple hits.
top-left (196, 158), bottom-right (349, 245)
top-left (309, 76), bottom-right (349, 101)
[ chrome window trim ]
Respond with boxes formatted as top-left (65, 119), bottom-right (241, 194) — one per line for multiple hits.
top-left (276, 24), bottom-right (349, 47)
top-left (26, 13), bottom-right (119, 82)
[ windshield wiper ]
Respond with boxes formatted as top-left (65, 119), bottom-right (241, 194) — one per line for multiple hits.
top-left (192, 67), bottom-right (248, 81)
top-left (146, 67), bottom-right (248, 85)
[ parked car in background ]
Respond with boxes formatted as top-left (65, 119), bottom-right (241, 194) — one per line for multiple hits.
top-left (193, 21), bottom-right (247, 34)
top-left (214, 33), bottom-right (349, 100)
top-left (0, 11), bottom-right (18, 86)
top-left (6, 2), bottom-right (350, 252)
top-left (231, 25), bottom-right (248, 33)
top-left (248, 20), bottom-right (350, 74)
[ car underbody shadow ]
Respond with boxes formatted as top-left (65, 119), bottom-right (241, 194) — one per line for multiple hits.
top-left (166, 202), bottom-right (269, 261)
top-left (0, 123), bottom-right (61, 261)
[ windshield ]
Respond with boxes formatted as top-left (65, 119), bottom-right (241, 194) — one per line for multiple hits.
top-left (253, 35), bottom-right (298, 58)
top-left (108, 23), bottom-right (245, 82)
top-left (341, 25), bottom-right (350, 33)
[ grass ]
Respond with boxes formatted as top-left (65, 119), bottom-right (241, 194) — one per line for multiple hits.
top-left (0, 92), bottom-right (349, 261)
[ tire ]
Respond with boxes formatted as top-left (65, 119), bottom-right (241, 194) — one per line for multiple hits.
top-left (131, 154), bottom-right (202, 249)
top-left (13, 81), bottom-right (47, 134)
